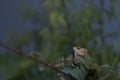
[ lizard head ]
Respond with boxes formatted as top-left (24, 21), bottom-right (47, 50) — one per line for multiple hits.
top-left (73, 46), bottom-right (88, 57)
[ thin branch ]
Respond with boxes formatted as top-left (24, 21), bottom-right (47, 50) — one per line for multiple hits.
top-left (0, 42), bottom-right (73, 77)
top-left (0, 42), bottom-right (22, 55)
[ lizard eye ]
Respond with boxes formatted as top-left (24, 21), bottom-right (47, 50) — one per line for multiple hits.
top-left (77, 47), bottom-right (80, 49)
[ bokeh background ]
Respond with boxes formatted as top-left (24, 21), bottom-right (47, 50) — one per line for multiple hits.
top-left (0, 0), bottom-right (120, 80)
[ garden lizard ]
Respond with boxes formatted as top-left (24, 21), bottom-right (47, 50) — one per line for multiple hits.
top-left (73, 46), bottom-right (101, 80)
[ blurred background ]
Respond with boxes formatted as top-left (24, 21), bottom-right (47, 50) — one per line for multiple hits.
top-left (0, 0), bottom-right (120, 80)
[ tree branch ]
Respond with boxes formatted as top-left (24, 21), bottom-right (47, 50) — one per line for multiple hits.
top-left (0, 42), bottom-right (73, 78)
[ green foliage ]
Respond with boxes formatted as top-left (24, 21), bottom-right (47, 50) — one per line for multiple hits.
top-left (0, 0), bottom-right (120, 80)
top-left (59, 55), bottom-right (120, 80)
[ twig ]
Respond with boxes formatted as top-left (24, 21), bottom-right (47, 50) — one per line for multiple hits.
top-left (0, 42), bottom-right (73, 77)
